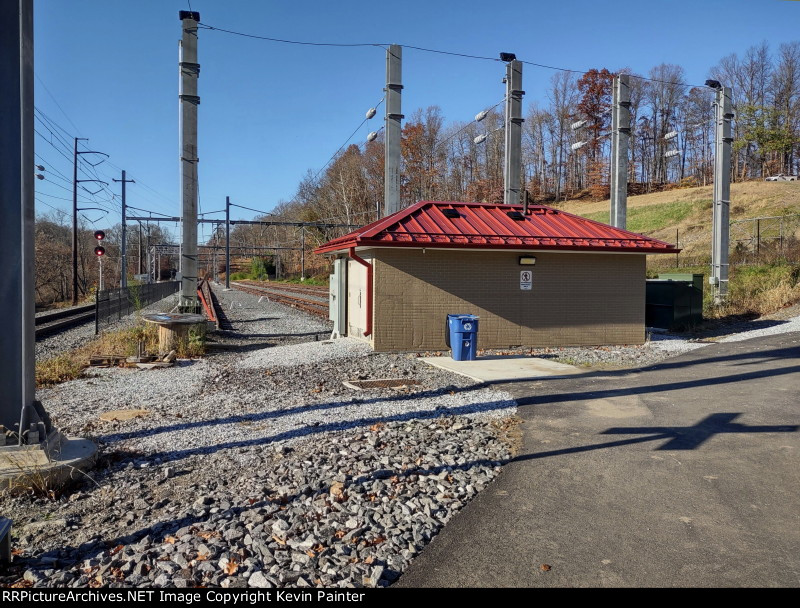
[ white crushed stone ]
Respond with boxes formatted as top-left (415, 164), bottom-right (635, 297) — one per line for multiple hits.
top-left (647, 332), bottom-right (708, 355)
top-left (239, 336), bottom-right (371, 369)
top-left (719, 314), bottom-right (800, 343)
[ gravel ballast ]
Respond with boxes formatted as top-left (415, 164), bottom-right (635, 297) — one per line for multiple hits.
top-left (5, 283), bottom-right (799, 588)
top-left (3, 284), bottom-right (517, 589)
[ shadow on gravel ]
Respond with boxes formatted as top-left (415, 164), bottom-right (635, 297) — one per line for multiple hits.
top-left (100, 384), bottom-right (492, 444)
top-left (674, 317), bottom-right (789, 340)
top-left (13, 408), bottom-right (797, 583)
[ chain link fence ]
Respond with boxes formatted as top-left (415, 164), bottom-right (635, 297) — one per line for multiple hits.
top-left (95, 281), bottom-right (180, 333)
top-left (646, 213), bottom-right (800, 270)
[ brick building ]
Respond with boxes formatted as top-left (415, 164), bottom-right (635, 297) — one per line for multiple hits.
top-left (314, 201), bottom-right (678, 352)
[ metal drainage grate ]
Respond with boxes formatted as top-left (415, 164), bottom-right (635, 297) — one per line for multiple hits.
top-left (343, 378), bottom-right (421, 391)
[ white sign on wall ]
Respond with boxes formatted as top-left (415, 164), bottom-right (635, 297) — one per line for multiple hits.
top-left (520, 270), bottom-right (532, 291)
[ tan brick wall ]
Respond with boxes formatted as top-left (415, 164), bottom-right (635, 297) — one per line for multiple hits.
top-left (370, 248), bottom-right (646, 351)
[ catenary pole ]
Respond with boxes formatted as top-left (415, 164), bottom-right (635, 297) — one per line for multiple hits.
top-left (0, 0), bottom-right (49, 444)
top-left (504, 59), bottom-right (524, 205)
top-left (179, 10), bottom-right (200, 311)
top-left (384, 44), bottom-right (402, 216)
top-left (113, 170), bottom-right (135, 288)
top-left (225, 196), bottom-right (231, 289)
top-left (610, 74), bottom-right (631, 228)
top-left (711, 86), bottom-right (733, 304)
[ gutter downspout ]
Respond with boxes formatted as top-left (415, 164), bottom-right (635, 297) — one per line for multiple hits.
top-left (347, 247), bottom-right (372, 337)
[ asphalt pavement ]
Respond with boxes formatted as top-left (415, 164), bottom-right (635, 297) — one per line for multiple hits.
top-left (398, 332), bottom-right (800, 587)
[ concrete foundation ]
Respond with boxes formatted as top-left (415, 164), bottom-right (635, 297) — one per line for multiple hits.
top-left (0, 432), bottom-right (97, 494)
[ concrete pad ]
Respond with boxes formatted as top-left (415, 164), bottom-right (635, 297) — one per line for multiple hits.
top-left (0, 437), bottom-right (97, 493)
top-left (420, 354), bottom-right (584, 382)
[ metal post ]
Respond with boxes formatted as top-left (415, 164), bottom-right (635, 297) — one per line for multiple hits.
top-left (138, 222), bottom-right (143, 275)
top-left (72, 137), bottom-right (79, 305)
top-left (301, 226), bottom-right (306, 281)
top-left (711, 86), bottom-right (733, 304)
top-left (610, 74), bottom-right (631, 228)
top-left (113, 170), bottom-right (134, 288)
top-left (756, 218), bottom-right (761, 257)
top-left (384, 44), bottom-right (402, 216)
top-left (504, 59), bottom-right (524, 205)
top-left (225, 195), bottom-right (230, 289)
top-left (1, 0), bottom-right (47, 443)
top-left (179, 10), bottom-right (200, 311)
top-left (99, 256), bottom-right (104, 291)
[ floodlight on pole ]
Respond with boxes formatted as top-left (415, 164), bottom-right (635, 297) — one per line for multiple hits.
top-left (705, 79), bottom-right (722, 90)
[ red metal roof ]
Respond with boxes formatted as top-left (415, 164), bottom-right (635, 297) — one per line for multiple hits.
top-left (314, 201), bottom-right (679, 255)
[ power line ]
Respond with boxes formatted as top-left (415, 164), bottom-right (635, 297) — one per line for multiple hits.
top-left (34, 74), bottom-right (82, 135)
top-left (313, 97), bottom-right (385, 182)
top-left (198, 23), bottom-right (385, 48)
top-left (198, 21), bottom-right (713, 90)
top-left (434, 98), bottom-right (505, 155)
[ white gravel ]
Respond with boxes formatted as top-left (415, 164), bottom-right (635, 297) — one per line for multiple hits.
top-left (718, 314), bottom-right (800, 342)
top-left (239, 337), bottom-right (371, 369)
top-left (646, 331), bottom-right (709, 355)
top-left (37, 286), bottom-right (516, 467)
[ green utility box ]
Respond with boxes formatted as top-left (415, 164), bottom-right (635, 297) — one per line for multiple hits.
top-left (645, 273), bottom-right (704, 330)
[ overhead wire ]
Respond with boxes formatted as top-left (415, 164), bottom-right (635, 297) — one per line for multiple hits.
top-left (313, 97), bottom-right (385, 182)
top-left (197, 21), bottom-right (713, 90)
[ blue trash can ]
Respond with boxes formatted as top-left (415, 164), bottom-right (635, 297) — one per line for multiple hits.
top-left (447, 314), bottom-right (479, 361)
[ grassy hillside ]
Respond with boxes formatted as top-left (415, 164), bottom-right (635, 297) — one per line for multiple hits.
top-left (557, 181), bottom-right (800, 237)
top-left (554, 181), bottom-right (800, 318)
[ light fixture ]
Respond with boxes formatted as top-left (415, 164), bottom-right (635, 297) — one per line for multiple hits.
top-left (519, 255), bottom-right (536, 266)
top-left (705, 79), bottom-right (722, 90)
top-left (499, 52), bottom-right (516, 62)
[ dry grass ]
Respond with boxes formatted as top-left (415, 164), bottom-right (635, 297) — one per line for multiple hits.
top-left (35, 322), bottom-right (206, 387)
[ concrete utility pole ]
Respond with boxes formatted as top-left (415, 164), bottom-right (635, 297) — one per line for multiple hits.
top-left (503, 59), bottom-right (524, 205)
top-left (0, 0), bottom-right (48, 444)
top-left (113, 170), bottom-right (134, 288)
top-left (384, 44), bottom-right (403, 217)
top-left (711, 85), bottom-right (733, 304)
top-left (179, 10), bottom-right (200, 312)
top-left (225, 196), bottom-right (231, 289)
top-left (609, 74), bottom-right (631, 228)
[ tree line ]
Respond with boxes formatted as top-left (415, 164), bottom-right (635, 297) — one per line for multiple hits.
top-left (257, 40), bottom-right (800, 258)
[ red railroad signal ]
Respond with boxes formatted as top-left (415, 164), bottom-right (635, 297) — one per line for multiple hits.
top-left (94, 230), bottom-right (106, 241)
top-left (94, 245), bottom-right (106, 257)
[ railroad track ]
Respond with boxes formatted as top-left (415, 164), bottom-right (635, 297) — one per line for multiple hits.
top-left (35, 304), bottom-right (96, 340)
top-left (231, 281), bottom-right (329, 318)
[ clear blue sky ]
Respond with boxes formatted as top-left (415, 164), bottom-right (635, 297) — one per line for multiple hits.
top-left (33, 0), bottom-right (798, 240)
